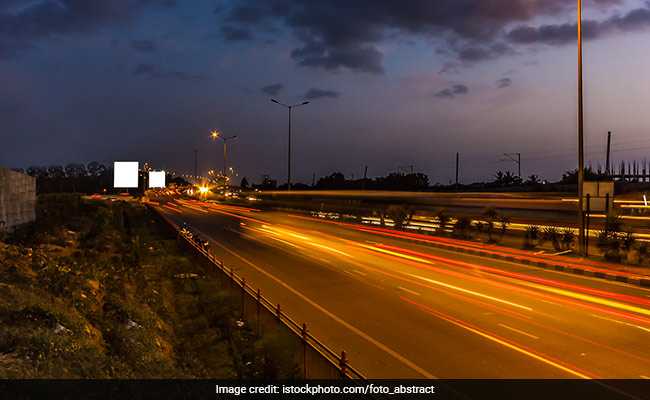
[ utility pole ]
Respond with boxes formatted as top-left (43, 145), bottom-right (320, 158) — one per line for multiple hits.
top-left (577, 0), bottom-right (586, 256)
top-left (455, 152), bottom-right (459, 187)
top-left (605, 131), bottom-right (612, 177)
top-left (502, 153), bottom-right (521, 178)
top-left (194, 149), bottom-right (198, 179)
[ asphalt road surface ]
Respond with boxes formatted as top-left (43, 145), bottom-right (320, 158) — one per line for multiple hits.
top-left (157, 199), bottom-right (650, 381)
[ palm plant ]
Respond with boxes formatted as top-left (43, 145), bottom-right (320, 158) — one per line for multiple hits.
top-left (498, 215), bottom-right (510, 236)
top-left (436, 209), bottom-right (451, 234)
top-left (524, 225), bottom-right (540, 249)
top-left (560, 228), bottom-right (575, 251)
top-left (541, 226), bottom-right (561, 251)
top-left (453, 216), bottom-right (472, 239)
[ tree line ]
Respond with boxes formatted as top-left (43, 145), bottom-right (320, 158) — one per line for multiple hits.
top-left (17, 162), bottom-right (112, 194)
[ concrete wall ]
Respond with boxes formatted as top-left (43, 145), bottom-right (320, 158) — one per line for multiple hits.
top-left (0, 168), bottom-right (36, 232)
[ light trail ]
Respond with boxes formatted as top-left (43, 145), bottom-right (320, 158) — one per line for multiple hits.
top-left (405, 273), bottom-right (533, 311)
top-left (401, 296), bottom-right (593, 379)
top-left (375, 243), bottom-right (650, 308)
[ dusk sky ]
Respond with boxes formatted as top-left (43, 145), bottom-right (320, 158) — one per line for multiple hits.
top-left (2, 0), bottom-right (650, 184)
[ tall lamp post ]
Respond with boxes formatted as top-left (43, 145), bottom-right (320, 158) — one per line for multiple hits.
top-left (210, 130), bottom-right (238, 184)
top-left (577, 0), bottom-right (586, 256)
top-left (271, 99), bottom-right (310, 191)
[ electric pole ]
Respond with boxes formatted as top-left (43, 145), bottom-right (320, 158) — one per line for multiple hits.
top-left (455, 152), bottom-right (459, 187)
top-left (502, 153), bottom-right (521, 179)
top-left (605, 131), bottom-right (612, 177)
top-left (362, 165), bottom-right (368, 190)
top-left (194, 149), bottom-right (198, 179)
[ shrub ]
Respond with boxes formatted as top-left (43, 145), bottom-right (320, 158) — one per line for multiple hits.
top-left (622, 231), bottom-right (635, 252)
top-left (435, 209), bottom-right (450, 234)
top-left (637, 242), bottom-right (649, 264)
top-left (541, 226), bottom-right (561, 251)
top-left (561, 228), bottom-right (575, 251)
top-left (453, 216), bottom-right (472, 239)
top-left (597, 230), bottom-right (622, 262)
top-left (473, 221), bottom-right (485, 236)
top-left (498, 215), bottom-right (510, 236)
top-left (524, 225), bottom-right (540, 249)
top-left (386, 205), bottom-right (412, 229)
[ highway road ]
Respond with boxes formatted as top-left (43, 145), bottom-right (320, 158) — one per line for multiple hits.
top-left (157, 199), bottom-right (650, 381)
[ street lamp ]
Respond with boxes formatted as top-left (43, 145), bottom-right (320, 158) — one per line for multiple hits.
top-left (271, 98), bottom-right (310, 191)
top-left (577, 0), bottom-right (586, 255)
top-left (210, 130), bottom-right (238, 182)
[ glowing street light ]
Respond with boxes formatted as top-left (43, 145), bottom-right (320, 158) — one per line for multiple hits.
top-left (271, 98), bottom-right (310, 191)
top-left (577, 0), bottom-right (586, 255)
top-left (209, 130), bottom-right (237, 180)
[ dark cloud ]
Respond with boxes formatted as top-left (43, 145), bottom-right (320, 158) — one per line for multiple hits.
top-left (496, 77), bottom-right (512, 89)
top-left (439, 62), bottom-right (460, 74)
top-left (221, 0), bottom-right (624, 73)
top-left (133, 63), bottom-right (206, 82)
top-left (0, 0), bottom-right (175, 59)
top-left (221, 25), bottom-right (253, 41)
top-left (435, 84), bottom-right (468, 99)
top-left (131, 39), bottom-right (156, 52)
top-left (507, 3), bottom-right (650, 46)
top-left (457, 42), bottom-right (515, 63)
top-left (261, 83), bottom-right (283, 96)
top-left (291, 41), bottom-right (384, 74)
top-left (304, 88), bottom-right (340, 100)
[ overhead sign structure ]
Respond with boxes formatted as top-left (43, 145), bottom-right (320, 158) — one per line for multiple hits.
top-left (583, 181), bottom-right (614, 212)
top-left (148, 170), bottom-right (166, 188)
top-left (113, 161), bottom-right (139, 188)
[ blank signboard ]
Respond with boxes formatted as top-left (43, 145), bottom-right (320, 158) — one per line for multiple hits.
top-left (149, 170), bottom-right (166, 188)
top-left (113, 162), bottom-right (139, 188)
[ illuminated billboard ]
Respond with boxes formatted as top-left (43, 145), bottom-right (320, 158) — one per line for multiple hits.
top-left (113, 161), bottom-right (139, 188)
top-left (148, 170), bottom-right (166, 188)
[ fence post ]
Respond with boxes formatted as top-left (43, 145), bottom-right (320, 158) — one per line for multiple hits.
top-left (256, 289), bottom-right (261, 337)
top-left (339, 350), bottom-right (348, 378)
top-left (240, 278), bottom-right (246, 318)
top-left (585, 194), bottom-right (591, 257)
top-left (301, 323), bottom-right (308, 379)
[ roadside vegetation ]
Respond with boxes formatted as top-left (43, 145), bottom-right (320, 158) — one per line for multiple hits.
top-left (251, 197), bottom-right (648, 268)
top-left (0, 194), bottom-right (298, 378)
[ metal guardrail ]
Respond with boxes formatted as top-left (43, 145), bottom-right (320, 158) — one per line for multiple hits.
top-left (150, 205), bottom-right (366, 380)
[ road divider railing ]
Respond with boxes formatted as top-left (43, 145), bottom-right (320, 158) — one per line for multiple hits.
top-left (148, 205), bottom-right (365, 380)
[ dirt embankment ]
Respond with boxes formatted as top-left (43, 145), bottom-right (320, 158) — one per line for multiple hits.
top-left (0, 194), bottom-right (297, 378)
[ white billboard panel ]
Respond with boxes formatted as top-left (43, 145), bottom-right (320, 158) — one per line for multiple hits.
top-left (113, 162), bottom-right (139, 188)
top-left (148, 170), bottom-right (166, 188)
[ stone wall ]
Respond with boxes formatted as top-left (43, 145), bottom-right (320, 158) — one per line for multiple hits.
top-left (0, 168), bottom-right (36, 232)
